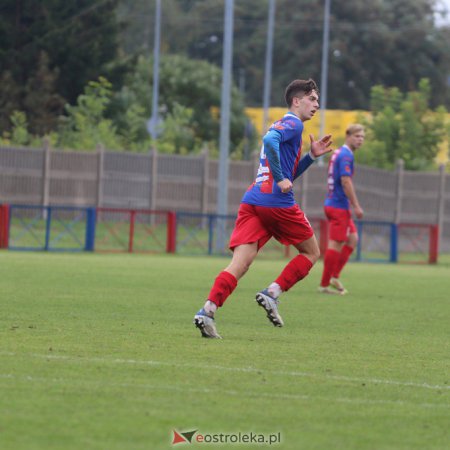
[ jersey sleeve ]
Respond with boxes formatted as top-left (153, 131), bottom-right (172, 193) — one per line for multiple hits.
top-left (263, 130), bottom-right (283, 182)
top-left (337, 153), bottom-right (354, 178)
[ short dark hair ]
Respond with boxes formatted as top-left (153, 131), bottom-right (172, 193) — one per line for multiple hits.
top-left (285, 79), bottom-right (319, 107)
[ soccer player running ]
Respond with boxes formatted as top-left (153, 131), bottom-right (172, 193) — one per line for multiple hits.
top-left (319, 124), bottom-right (365, 295)
top-left (194, 79), bottom-right (333, 339)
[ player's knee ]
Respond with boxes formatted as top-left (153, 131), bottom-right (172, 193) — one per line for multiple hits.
top-left (310, 247), bottom-right (320, 264)
top-left (315, 247), bottom-right (321, 261)
top-left (348, 234), bottom-right (358, 247)
top-left (303, 246), bottom-right (320, 264)
top-left (232, 259), bottom-right (253, 278)
top-left (241, 259), bottom-right (253, 274)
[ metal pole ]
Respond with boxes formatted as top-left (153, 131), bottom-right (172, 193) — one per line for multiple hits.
top-left (318, 0), bottom-right (331, 165)
top-left (216, 0), bottom-right (234, 251)
top-left (262, 0), bottom-right (276, 135)
top-left (149, 0), bottom-right (161, 140)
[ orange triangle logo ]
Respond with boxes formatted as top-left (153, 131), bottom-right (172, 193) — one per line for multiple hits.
top-left (172, 430), bottom-right (187, 445)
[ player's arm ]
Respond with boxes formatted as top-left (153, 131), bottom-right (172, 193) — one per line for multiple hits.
top-left (263, 130), bottom-right (292, 193)
top-left (293, 152), bottom-right (315, 180)
top-left (341, 176), bottom-right (363, 219)
top-left (294, 134), bottom-right (333, 180)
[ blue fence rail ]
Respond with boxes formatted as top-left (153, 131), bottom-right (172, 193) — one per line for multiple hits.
top-left (0, 204), bottom-right (439, 263)
top-left (7, 204), bottom-right (96, 252)
top-left (354, 220), bottom-right (397, 263)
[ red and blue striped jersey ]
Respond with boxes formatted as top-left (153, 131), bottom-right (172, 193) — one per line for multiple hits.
top-left (324, 145), bottom-right (354, 210)
top-left (241, 113), bottom-right (303, 207)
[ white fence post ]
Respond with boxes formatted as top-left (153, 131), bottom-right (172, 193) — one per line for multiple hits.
top-left (96, 144), bottom-right (104, 208)
top-left (149, 148), bottom-right (158, 211)
top-left (437, 164), bottom-right (446, 249)
top-left (201, 146), bottom-right (209, 215)
top-left (394, 159), bottom-right (404, 224)
top-left (42, 138), bottom-right (51, 208)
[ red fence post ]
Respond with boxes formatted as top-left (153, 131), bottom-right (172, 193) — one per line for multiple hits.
top-left (129, 210), bottom-right (136, 253)
top-left (0, 204), bottom-right (10, 249)
top-left (429, 225), bottom-right (439, 264)
top-left (166, 211), bottom-right (176, 253)
top-left (0, 205), bottom-right (3, 248)
top-left (319, 219), bottom-right (329, 258)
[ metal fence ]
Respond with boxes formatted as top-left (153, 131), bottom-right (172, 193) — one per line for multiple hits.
top-left (1, 144), bottom-right (449, 251)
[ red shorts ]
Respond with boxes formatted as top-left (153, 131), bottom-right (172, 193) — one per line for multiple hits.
top-left (324, 206), bottom-right (357, 242)
top-left (229, 203), bottom-right (314, 251)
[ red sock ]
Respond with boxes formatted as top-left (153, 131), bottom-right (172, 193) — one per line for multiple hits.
top-left (333, 245), bottom-right (354, 278)
top-left (207, 271), bottom-right (238, 307)
top-left (320, 249), bottom-right (340, 287)
top-left (275, 254), bottom-right (313, 292)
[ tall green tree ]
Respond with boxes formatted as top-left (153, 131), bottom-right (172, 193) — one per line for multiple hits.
top-left (23, 52), bottom-right (65, 135)
top-left (118, 0), bottom-right (450, 109)
top-left (359, 79), bottom-right (448, 170)
top-left (110, 54), bottom-right (250, 155)
top-left (0, 0), bottom-right (121, 133)
top-left (58, 77), bottom-right (122, 150)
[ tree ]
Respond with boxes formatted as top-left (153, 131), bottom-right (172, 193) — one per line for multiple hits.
top-left (23, 52), bottom-right (65, 135)
top-left (359, 79), bottom-right (449, 170)
top-left (0, 0), bottom-right (121, 133)
top-left (57, 77), bottom-right (123, 151)
top-left (117, 0), bottom-right (450, 109)
top-left (110, 54), bottom-right (251, 155)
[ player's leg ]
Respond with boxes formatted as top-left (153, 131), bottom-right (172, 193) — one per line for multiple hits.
top-left (194, 204), bottom-right (270, 338)
top-left (194, 243), bottom-right (258, 338)
top-left (319, 207), bottom-right (348, 295)
top-left (276, 234), bottom-right (320, 291)
top-left (331, 225), bottom-right (358, 292)
top-left (320, 239), bottom-right (345, 294)
top-left (255, 205), bottom-right (317, 326)
top-left (255, 235), bottom-right (319, 327)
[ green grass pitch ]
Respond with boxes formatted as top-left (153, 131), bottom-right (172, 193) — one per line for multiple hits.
top-left (0, 251), bottom-right (449, 449)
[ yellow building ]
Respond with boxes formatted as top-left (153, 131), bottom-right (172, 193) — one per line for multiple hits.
top-left (245, 108), bottom-right (449, 164)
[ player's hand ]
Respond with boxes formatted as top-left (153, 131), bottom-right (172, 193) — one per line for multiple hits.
top-left (309, 134), bottom-right (333, 158)
top-left (354, 205), bottom-right (364, 219)
top-left (277, 178), bottom-right (293, 193)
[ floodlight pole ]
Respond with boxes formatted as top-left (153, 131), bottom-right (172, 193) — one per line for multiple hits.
top-left (318, 0), bottom-right (331, 166)
top-left (262, 0), bottom-right (276, 135)
top-left (150, 0), bottom-right (161, 140)
top-left (216, 0), bottom-right (234, 251)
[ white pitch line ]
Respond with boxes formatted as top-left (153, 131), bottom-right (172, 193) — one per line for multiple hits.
top-left (1, 351), bottom-right (449, 392)
top-left (0, 372), bottom-right (449, 410)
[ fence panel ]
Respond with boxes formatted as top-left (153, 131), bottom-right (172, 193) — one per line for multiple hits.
top-left (401, 172), bottom-right (440, 224)
top-left (49, 151), bottom-right (98, 206)
top-left (1, 146), bottom-right (449, 252)
top-left (442, 173), bottom-right (450, 252)
top-left (8, 205), bottom-right (47, 250)
top-left (95, 208), bottom-right (172, 253)
top-left (8, 205), bottom-right (93, 251)
top-left (102, 152), bottom-right (152, 209)
top-left (397, 223), bottom-right (438, 264)
top-left (156, 154), bottom-right (203, 212)
top-left (353, 166), bottom-right (397, 222)
top-left (355, 221), bottom-right (395, 263)
top-left (0, 146), bottom-right (44, 204)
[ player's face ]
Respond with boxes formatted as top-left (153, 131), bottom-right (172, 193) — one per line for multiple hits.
top-left (294, 90), bottom-right (319, 121)
top-left (347, 131), bottom-right (365, 150)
